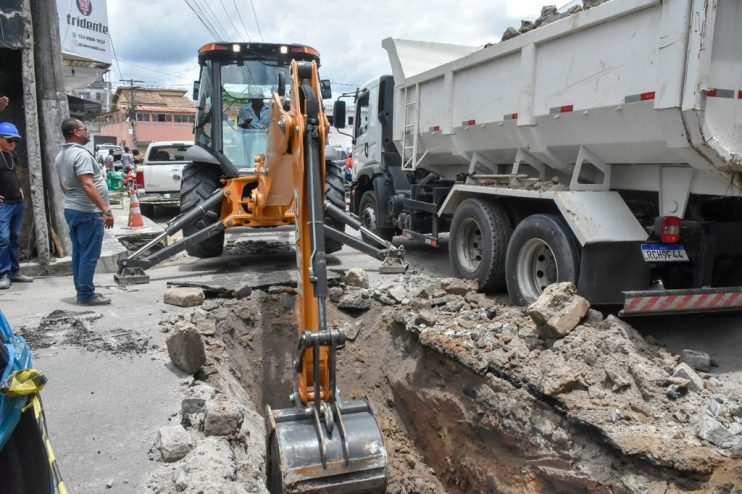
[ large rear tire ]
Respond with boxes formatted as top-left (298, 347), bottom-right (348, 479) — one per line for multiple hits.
top-left (359, 191), bottom-right (395, 241)
top-left (324, 160), bottom-right (347, 254)
top-left (449, 198), bottom-right (512, 292)
top-left (505, 214), bottom-right (581, 306)
top-left (180, 163), bottom-right (225, 258)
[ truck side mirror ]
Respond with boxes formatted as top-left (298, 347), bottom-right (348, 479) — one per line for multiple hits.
top-left (333, 100), bottom-right (346, 129)
top-left (319, 80), bottom-right (332, 100)
top-left (192, 81), bottom-right (200, 101)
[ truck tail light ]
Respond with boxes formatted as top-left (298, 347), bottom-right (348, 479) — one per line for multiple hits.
top-left (660, 216), bottom-right (681, 243)
top-left (136, 170), bottom-right (144, 188)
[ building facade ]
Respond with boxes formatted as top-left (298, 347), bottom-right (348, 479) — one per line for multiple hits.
top-left (98, 88), bottom-right (196, 151)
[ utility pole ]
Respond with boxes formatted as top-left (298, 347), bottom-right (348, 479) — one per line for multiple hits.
top-left (120, 79), bottom-right (143, 148)
top-left (29, 0), bottom-right (70, 261)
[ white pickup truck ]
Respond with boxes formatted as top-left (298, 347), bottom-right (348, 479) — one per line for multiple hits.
top-left (136, 141), bottom-right (193, 216)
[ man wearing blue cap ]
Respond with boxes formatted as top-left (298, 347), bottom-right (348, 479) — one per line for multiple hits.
top-left (0, 121), bottom-right (33, 289)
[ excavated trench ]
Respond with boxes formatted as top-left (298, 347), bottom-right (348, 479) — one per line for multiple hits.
top-left (214, 292), bottom-right (730, 494)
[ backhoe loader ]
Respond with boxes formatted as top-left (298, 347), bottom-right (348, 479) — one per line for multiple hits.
top-left (115, 42), bottom-right (401, 492)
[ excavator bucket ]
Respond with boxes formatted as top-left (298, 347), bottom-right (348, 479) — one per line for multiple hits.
top-left (266, 398), bottom-right (387, 493)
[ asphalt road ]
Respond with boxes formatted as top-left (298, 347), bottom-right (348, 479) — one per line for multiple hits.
top-left (1, 207), bottom-right (739, 492)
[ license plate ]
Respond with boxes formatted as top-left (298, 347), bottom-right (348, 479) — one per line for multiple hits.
top-left (641, 244), bottom-right (689, 262)
top-left (164, 193), bottom-right (171, 198)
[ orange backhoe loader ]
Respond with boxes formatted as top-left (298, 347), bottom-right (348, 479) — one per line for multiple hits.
top-left (114, 43), bottom-right (402, 492)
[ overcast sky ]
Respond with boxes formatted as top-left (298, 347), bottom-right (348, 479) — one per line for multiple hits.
top-left (106, 0), bottom-right (554, 99)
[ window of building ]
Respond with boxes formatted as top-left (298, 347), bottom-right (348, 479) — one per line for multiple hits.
top-left (174, 114), bottom-right (195, 123)
top-left (153, 113), bottom-right (170, 122)
top-left (136, 113), bottom-right (150, 121)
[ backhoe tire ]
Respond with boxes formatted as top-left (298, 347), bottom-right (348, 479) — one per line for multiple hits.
top-left (449, 198), bottom-right (512, 292)
top-left (505, 214), bottom-right (581, 306)
top-left (180, 163), bottom-right (225, 258)
top-left (324, 159), bottom-right (346, 254)
top-left (359, 191), bottom-right (395, 241)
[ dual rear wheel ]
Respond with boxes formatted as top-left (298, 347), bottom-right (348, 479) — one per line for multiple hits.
top-left (448, 198), bottom-right (581, 305)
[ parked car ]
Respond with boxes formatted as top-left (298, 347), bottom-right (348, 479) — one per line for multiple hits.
top-left (136, 141), bottom-right (193, 217)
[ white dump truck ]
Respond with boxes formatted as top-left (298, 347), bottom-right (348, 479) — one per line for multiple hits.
top-left (334, 0), bottom-right (742, 315)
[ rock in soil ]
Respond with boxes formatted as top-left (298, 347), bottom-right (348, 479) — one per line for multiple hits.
top-left (345, 267), bottom-right (369, 288)
top-left (155, 425), bottom-right (193, 462)
top-left (166, 326), bottom-right (206, 374)
top-left (164, 287), bottom-right (205, 307)
top-left (527, 282), bottom-right (589, 337)
top-left (204, 396), bottom-right (243, 436)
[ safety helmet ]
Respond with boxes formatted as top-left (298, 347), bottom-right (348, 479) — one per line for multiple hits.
top-left (0, 122), bottom-right (21, 139)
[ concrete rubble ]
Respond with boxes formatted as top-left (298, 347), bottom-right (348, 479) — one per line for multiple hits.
top-left (166, 326), bottom-right (206, 374)
top-left (164, 287), bottom-right (205, 307)
top-left (145, 268), bottom-right (740, 493)
top-left (500, 1), bottom-right (611, 42)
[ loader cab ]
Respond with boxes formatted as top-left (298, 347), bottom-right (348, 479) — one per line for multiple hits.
top-left (192, 42), bottom-right (321, 177)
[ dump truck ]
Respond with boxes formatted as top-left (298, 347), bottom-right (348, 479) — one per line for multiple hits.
top-left (115, 41), bottom-right (413, 493)
top-left (334, 0), bottom-right (742, 316)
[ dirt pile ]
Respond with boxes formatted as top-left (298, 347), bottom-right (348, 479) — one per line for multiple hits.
top-left (371, 272), bottom-right (742, 492)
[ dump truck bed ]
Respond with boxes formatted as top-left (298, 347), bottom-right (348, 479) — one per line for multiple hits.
top-left (384, 0), bottom-right (742, 196)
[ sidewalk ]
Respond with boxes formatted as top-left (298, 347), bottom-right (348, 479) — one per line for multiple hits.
top-left (21, 198), bottom-right (164, 277)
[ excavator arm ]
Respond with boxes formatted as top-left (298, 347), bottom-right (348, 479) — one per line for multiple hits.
top-left (261, 61), bottom-right (388, 493)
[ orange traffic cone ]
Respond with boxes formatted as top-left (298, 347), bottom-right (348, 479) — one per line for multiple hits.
top-left (127, 194), bottom-right (145, 228)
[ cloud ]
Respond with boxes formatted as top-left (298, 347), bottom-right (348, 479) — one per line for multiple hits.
top-left (104, 0), bottom-right (547, 94)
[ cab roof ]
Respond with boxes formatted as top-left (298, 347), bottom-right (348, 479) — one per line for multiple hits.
top-left (197, 42), bottom-right (321, 66)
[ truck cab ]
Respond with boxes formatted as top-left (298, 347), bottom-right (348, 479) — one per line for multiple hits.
top-left (136, 141), bottom-right (193, 216)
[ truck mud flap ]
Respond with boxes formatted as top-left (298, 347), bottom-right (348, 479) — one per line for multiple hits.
top-left (621, 287), bottom-right (742, 316)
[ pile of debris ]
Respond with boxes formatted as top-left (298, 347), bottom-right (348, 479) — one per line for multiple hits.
top-left (331, 271), bottom-right (741, 491)
top-left (501, 1), bottom-right (611, 42)
top-left (148, 268), bottom-right (741, 492)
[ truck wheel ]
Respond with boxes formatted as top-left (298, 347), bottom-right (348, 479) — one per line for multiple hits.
top-left (505, 214), bottom-right (581, 306)
top-left (324, 159), bottom-right (347, 254)
top-left (180, 163), bottom-right (224, 258)
top-left (449, 198), bottom-right (512, 292)
top-left (359, 191), bottom-right (395, 241)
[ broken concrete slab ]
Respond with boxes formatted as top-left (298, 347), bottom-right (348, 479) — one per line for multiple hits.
top-left (696, 416), bottom-right (736, 448)
top-left (166, 327), bottom-right (206, 374)
top-left (204, 397), bottom-right (243, 437)
top-left (337, 291), bottom-right (372, 312)
top-left (345, 267), bottom-right (369, 288)
top-left (168, 269), bottom-right (341, 298)
top-left (155, 425), bottom-right (193, 462)
top-left (673, 362), bottom-right (704, 393)
top-left (527, 282), bottom-right (590, 338)
top-left (164, 287), bottom-right (205, 307)
top-left (681, 349), bottom-right (711, 372)
top-left (440, 278), bottom-right (478, 296)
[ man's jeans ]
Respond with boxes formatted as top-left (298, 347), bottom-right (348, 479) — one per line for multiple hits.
top-left (64, 209), bottom-right (104, 301)
top-left (0, 201), bottom-right (23, 278)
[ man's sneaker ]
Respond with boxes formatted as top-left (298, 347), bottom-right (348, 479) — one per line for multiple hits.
top-left (0, 276), bottom-right (9, 290)
top-left (10, 273), bottom-right (33, 282)
top-left (77, 293), bottom-right (111, 306)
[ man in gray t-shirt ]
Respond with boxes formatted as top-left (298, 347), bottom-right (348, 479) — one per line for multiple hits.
top-left (56, 118), bottom-right (114, 306)
top-left (121, 146), bottom-right (134, 168)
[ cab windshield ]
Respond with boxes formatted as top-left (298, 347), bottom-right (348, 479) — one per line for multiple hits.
top-left (219, 60), bottom-right (290, 171)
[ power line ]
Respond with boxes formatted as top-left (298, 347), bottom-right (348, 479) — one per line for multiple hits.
top-left (183, 0), bottom-right (219, 38)
top-left (218, 0), bottom-right (244, 40)
top-left (107, 32), bottom-right (124, 80)
top-left (114, 59), bottom-right (194, 81)
top-left (248, 0), bottom-right (263, 41)
top-left (198, 0), bottom-right (231, 39)
top-left (231, 0), bottom-right (252, 41)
